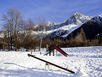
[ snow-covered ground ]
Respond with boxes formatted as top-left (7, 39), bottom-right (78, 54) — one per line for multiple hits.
top-left (0, 46), bottom-right (102, 77)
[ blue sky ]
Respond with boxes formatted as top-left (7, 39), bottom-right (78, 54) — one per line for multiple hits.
top-left (0, 0), bottom-right (102, 24)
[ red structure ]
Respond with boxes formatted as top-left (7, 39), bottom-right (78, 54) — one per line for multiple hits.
top-left (54, 45), bottom-right (68, 57)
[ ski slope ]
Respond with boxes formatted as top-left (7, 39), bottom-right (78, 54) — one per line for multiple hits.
top-left (0, 46), bottom-right (102, 77)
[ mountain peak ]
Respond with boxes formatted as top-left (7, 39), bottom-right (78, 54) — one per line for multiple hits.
top-left (73, 12), bottom-right (83, 16)
top-left (65, 12), bottom-right (92, 25)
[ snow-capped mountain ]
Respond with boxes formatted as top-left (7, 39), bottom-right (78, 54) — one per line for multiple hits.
top-left (65, 12), bottom-right (92, 25)
top-left (49, 12), bottom-right (92, 30)
top-left (0, 12), bottom-right (102, 40)
top-left (67, 15), bottom-right (102, 40)
top-left (48, 12), bottom-right (93, 38)
top-left (48, 12), bottom-right (102, 39)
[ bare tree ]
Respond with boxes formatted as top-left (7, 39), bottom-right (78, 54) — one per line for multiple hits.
top-left (2, 8), bottom-right (23, 50)
top-left (36, 18), bottom-right (48, 53)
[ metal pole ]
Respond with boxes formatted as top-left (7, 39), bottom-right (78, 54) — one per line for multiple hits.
top-left (28, 54), bottom-right (75, 74)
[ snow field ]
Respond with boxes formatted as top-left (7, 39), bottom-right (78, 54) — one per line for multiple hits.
top-left (0, 46), bottom-right (102, 77)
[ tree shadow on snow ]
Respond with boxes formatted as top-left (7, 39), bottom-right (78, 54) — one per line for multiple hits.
top-left (1, 62), bottom-right (75, 77)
